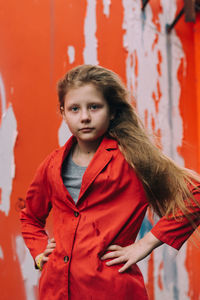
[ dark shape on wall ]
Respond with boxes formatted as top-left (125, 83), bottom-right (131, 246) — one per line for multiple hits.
top-left (141, 0), bottom-right (200, 32)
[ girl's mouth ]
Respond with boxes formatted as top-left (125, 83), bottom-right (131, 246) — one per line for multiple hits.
top-left (79, 128), bottom-right (94, 133)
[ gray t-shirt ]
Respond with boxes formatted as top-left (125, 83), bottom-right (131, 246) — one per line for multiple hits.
top-left (62, 151), bottom-right (87, 204)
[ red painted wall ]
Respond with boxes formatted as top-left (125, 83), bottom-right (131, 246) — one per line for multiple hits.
top-left (0, 1), bottom-right (199, 299)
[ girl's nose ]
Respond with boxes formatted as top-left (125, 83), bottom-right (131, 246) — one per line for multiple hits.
top-left (80, 108), bottom-right (91, 122)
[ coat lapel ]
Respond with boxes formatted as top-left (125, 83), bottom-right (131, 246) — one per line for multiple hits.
top-left (78, 136), bottom-right (118, 202)
top-left (55, 135), bottom-right (118, 209)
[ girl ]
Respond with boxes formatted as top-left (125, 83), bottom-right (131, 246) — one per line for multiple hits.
top-left (20, 65), bottom-right (200, 300)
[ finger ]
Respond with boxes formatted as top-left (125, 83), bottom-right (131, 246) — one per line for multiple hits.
top-left (46, 242), bottom-right (56, 249)
top-left (101, 251), bottom-right (122, 260)
top-left (118, 261), bottom-right (133, 273)
top-left (42, 256), bottom-right (49, 262)
top-left (43, 248), bottom-right (54, 257)
top-left (106, 256), bottom-right (126, 266)
top-left (106, 245), bottom-right (122, 251)
top-left (49, 238), bottom-right (56, 243)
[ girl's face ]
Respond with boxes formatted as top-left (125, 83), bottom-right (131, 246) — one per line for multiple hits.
top-left (62, 84), bottom-right (112, 147)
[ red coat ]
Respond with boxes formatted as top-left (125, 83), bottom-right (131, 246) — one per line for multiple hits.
top-left (20, 136), bottom-right (200, 300)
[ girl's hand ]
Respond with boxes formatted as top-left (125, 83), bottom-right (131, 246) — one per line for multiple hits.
top-left (35, 238), bottom-right (56, 270)
top-left (101, 232), bottom-right (163, 273)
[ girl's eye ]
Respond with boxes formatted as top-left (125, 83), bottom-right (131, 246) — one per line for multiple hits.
top-left (90, 104), bottom-right (99, 110)
top-left (71, 106), bottom-right (79, 112)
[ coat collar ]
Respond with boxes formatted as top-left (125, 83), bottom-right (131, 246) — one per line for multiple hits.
top-left (62, 134), bottom-right (118, 156)
top-left (58, 135), bottom-right (118, 208)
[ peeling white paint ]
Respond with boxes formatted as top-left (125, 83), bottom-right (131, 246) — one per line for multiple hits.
top-left (0, 75), bottom-right (17, 216)
top-left (0, 246), bottom-right (4, 259)
top-left (83, 0), bottom-right (98, 64)
top-left (153, 246), bottom-right (166, 298)
top-left (67, 46), bottom-right (75, 64)
top-left (122, 1), bottom-right (187, 299)
top-left (16, 235), bottom-right (39, 300)
top-left (154, 244), bottom-right (180, 299)
top-left (103, 0), bottom-right (111, 18)
top-left (176, 243), bottom-right (189, 300)
top-left (58, 120), bottom-right (72, 146)
top-left (122, 0), bottom-right (184, 162)
top-left (161, 0), bottom-right (185, 166)
top-left (168, 33), bottom-right (184, 166)
top-left (158, 1), bottom-right (179, 31)
top-left (137, 254), bottom-right (150, 283)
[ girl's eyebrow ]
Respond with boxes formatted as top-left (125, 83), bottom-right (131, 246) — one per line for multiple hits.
top-left (65, 100), bottom-right (79, 105)
top-left (68, 99), bottom-right (103, 104)
top-left (68, 103), bottom-right (80, 108)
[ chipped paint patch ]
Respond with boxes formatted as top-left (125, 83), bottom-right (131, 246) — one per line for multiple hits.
top-left (15, 235), bottom-right (39, 300)
top-left (58, 120), bottom-right (72, 147)
top-left (102, 0), bottom-right (111, 18)
top-left (67, 46), bottom-right (75, 64)
top-left (0, 74), bottom-right (17, 216)
top-left (83, 0), bottom-right (98, 64)
top-left (0, 245), bottom-right (4, 259)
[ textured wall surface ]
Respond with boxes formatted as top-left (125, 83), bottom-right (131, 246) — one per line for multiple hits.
top-left (0, 1), bottom-right (199, 299)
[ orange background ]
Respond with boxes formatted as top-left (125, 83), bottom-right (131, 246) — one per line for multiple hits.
top-left (0, 1), bottom-right (200, 299)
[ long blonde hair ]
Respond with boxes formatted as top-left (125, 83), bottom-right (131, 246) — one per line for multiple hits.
top-left (57, 64), bottom-right (200, 220)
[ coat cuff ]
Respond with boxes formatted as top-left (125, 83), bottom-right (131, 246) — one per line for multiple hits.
top-left (150, 214), bottom-right (199, 250)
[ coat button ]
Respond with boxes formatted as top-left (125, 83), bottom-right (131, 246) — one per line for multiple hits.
top-left (74, 211), bottom-right (79, 217)
top-left (64, 256), bottom-right (69, 263)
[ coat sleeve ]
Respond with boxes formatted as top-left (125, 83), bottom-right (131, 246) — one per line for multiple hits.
top-left (150, 187), bottom-right (200, 250)
top-left (20, 154), bottom-right (53, 259)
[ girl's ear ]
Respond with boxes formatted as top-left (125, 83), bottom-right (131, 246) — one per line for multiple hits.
top-left (60, 106), bottom-right (66, 120)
